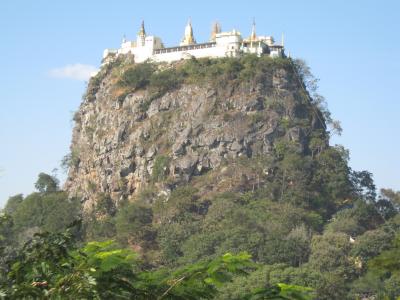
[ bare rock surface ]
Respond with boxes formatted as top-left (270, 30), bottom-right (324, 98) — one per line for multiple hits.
top-left (65, 60), bottom-right (323, 211)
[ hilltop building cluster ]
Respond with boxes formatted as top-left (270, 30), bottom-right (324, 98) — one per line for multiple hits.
top-left (103, 20), bottom-right (285, 64)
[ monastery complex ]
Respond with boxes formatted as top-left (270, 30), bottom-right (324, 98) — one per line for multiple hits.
top-left (103, 20), bottom-right (285, 64)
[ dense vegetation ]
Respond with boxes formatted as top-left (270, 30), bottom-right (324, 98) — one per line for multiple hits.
top-left (1, 221), bottom-right (312, 299)
top-left (2, 56), bottom-right (400, 299)
top-left (2, 172), bottom-right (399, 299)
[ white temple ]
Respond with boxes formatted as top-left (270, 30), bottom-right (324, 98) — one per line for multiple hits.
top-left (102, 20), bottom-right (285, 64)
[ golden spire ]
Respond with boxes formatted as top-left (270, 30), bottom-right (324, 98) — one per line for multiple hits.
top-left (250, 18), bottom-right (257, 41)
top-left (138, 20), bottom-right (146, 37)
top-left (181, 18), bottom-right (196, 46)
top-left (281, 33), bottom-right (284, 47)
top-left (210, 21), bottom-right (221, 42)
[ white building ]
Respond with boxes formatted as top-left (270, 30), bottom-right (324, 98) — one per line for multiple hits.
top-left (103, 20), bottom-right (285, 64)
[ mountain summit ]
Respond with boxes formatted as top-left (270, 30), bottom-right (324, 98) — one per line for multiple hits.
top-left (65, 55), bottom-right (329, 213)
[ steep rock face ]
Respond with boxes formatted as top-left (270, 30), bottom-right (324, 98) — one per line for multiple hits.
top-left (65, 59), bottom-right (324, 211)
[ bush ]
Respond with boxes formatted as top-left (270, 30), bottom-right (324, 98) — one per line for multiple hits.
top-left (61, 149), bottom-right (80, 170)
top-left (115, 202), bottom-right (155, 247)
top-left (151, 155), bottom-right (170, 182)
top-left (149, 68), bottom-right (183, 94)
top-left (119, 62), bottom-right (155, 90)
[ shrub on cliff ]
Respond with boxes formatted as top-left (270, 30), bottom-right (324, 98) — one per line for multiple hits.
top-left (119, 62), bottom-right (155, 90)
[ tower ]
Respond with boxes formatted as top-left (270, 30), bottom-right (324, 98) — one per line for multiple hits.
top-left (210, 21), bottom-right (221, 42)
top-left (137, 20), bottom-right (146, 47)
top-left (180, 19), bottom-right (196, 46)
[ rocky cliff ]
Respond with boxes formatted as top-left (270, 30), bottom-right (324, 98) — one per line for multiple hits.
top-left (64, 55), bottom-right (326, 212)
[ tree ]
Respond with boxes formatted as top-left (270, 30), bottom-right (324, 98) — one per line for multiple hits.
top-left (351, 228), bottom-right (394, 266)
top-left (84, 194), bottom-right (117, 241)
top-left (3, 194), bottom-right (24, 215)
top-left (11, 191), bottom-right (81, 241)
top-left (34, 172), bottom-right (59, 193)
top-left (351, 234), bottom-right (400, 299)
top-left (308, 232), bottom-right (355, 279)
top-left (0, 214), bottom-right (13, 246)
top-left (350, 170), bottom-right (376, 202)
top-left (379, 188), bottom-right (400, 213)
top-left (325, 200), bottom-right (383, 236)
top-left (115, 202), bottom-right (155, 247)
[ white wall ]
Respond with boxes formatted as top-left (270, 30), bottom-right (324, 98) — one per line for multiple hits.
top-left (152, 45), bottom-right (230, 63)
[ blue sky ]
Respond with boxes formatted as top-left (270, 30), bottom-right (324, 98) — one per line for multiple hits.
top-left (0, 0), bottom-right (399, 207)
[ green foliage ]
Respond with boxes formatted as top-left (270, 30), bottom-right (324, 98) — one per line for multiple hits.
top-left (140, 252), bottom-right (255, 300)
top-left (350, 234), bottom-right (400, 299)
top-left (178, 55), bottom-right (289, 89)
top-left (325, 200), bottom-right (383, 236)
top-left (84, 216), bottom-right (116, 242)
top-left (219, 264), bottom-right (316, 300)
top-left (291, 58), bottom-right (342, 136)
top-left (95, 193), bottom-right (117, 216)
top-left (34, 172), bottom-right (59, 193)
top-left (351, 170), bottom-right (377, 202)
top-left (377, 189), bottom-right (400, 219)
top-left (115, 202), bottom-right (155, 247)
top-left (3, 230), bottom-right (141, 299)
top-left (117, 55), bottom-right (292, 105)
top-left (308, 232), bottom-right (353, 274)
top-left (380, 189), bottom-right (400, 210)
top-left (296, 145), bottom-right (354, 216)
top-left (351, 228), bottom-right (394, 265)
top-left (308, 130), bottom-right (326, 157)
top-left (157, 191), bottom-right (315, 268)
top-left (3, 194), bottom-right (23, 215)
top-left (3, 57), bottom-right (400, 298)
top-left (9, 191), bottom-right (80, 238)
top-left (0, 226), bottom-right (312, 300)
top-left (0, 174), bottom-right (81, 255)
top-left (149, 68), bottom-right (183, 94)
top-left (85, 74), bottom-right (102, 102)
top-left (218, 264), bottom-right (275, 300)
top-left (61, 148), bottom-right (81, 170)
top-left (84, 194), bottom-right (117, 241)
top-left (0, 214), bottom-right (13, 246)
top-left (83, 57), bottom-right (124, 102)
top-left (119, 62), bottom-right (155, 90)
top-left (368, 234), bottom-right (400, 275)
top-left (246, 283), bottom-right (313, 300)
top-left (151, 155), bottom-right (170, 182)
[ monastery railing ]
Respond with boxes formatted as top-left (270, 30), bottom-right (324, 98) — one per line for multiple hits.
top-left (154, 42), bottom-right (217, 54)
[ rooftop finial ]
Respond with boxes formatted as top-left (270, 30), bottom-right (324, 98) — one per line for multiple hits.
top-left (250, 18), bottom-right (257, 41)
top-left (138, 20), bottom-right (146, 37)
top-left (137, 20), bottom-right (146, 47)
top-left (181, 18), bottom-right (196, 45)
top-left (281, 33), bottom-right (284, 47)
top-left (210, 21), bottom-right (221, 41)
